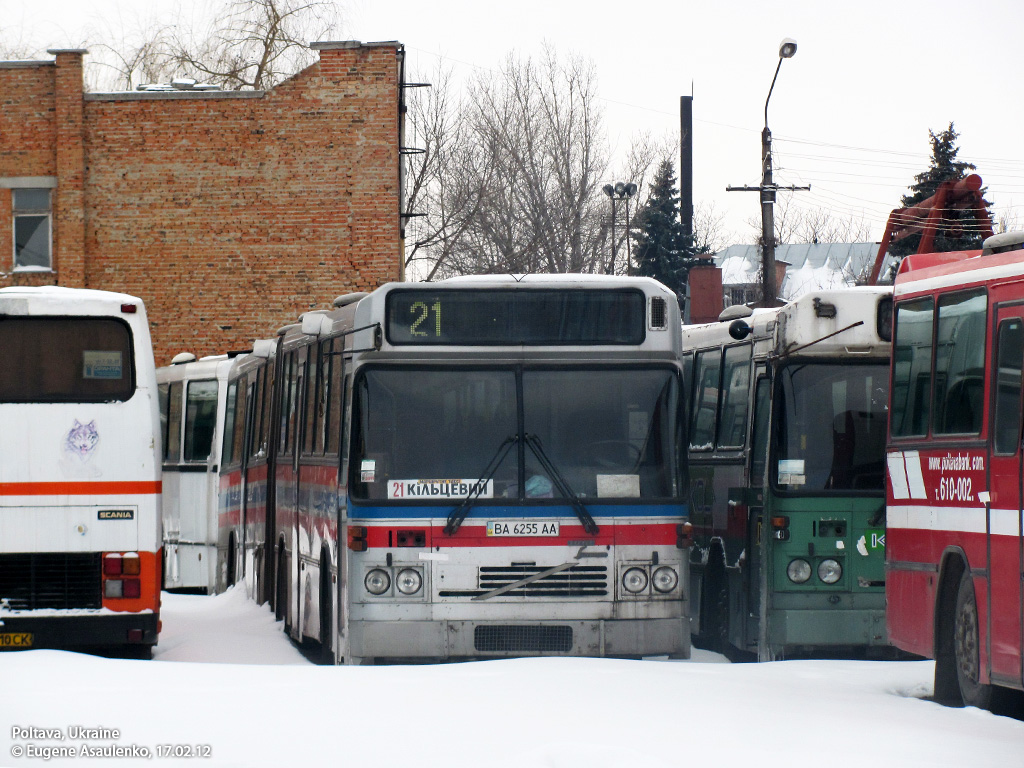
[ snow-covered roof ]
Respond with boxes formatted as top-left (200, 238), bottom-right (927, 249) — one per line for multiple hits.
top-left (714, 242), bottom-right (897, 301)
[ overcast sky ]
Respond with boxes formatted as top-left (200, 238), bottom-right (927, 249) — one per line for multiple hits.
top-left (7, 0), bottom-right (1023, 245)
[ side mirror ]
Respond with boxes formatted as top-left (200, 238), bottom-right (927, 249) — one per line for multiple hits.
top-left (729, 319), bottom-right (752, 341)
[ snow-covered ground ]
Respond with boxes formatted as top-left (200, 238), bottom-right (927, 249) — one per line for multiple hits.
top-left (2, 586), bottom-right (1022, 767)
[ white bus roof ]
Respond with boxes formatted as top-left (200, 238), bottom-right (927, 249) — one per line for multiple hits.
top-left (683, 286), bottom-right (891, 358)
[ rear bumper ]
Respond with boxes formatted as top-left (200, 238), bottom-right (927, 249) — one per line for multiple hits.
top-left (0, 612), bottom-right (159, 651)
top-left (349, 617), bottom-right (689, 660)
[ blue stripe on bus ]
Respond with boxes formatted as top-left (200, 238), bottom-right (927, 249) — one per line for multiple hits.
top-left (349, 503), bottom-right (687, 520)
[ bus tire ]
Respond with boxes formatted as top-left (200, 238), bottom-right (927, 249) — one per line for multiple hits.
top-left (275, 543), bottom-right (289, 635)
top-left (953, 570), bottom-right (993, 710)
top-left (226, 532), bottom-right (237, 588)
top-left (700, 550), bottom-right (729, 654)
top-left (318, 552), bottom-right (333, 665)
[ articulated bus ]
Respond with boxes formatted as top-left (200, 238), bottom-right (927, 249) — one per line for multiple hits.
top-left (222, 275), bottom-right (692, 662)
top-left (0, 287), bottom-right (162, 656)
top-left (219, 339), bottom-right (277, 605)
top-left (682, 287), bottom-right (892, 660)
top-left (886, 231), bottom-right (1024, 709)
top-left (157, 353), bottom-right (238, 594)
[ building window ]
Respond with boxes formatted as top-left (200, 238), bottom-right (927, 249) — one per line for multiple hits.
top-left (13, 188), bottom-right (52, 271)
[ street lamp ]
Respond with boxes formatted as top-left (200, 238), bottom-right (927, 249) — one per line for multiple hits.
top-left (603, 182), bottom-right (638, 275)
top-left (759, 38), bottom-right (798, 307)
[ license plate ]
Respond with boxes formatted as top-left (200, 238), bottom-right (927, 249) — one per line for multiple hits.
top-left (486, 521), bottom-right (560, 537)
top-left (0, 632), bottom-right (33, 649)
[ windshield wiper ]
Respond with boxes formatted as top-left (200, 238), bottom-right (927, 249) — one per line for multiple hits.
top-left (524, 433), bottom-right (599, 535)
top-left (444, 435), bottom-right (518, 535)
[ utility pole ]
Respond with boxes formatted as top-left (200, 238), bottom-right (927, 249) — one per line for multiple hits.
top-left (727, 39), bottom-right (809, 307)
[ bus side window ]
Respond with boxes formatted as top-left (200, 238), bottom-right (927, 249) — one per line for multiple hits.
top-left (690, 349), bottom-right (721, 450)
top-left (222, 381), bottom-right (239, 467)
top-left (933, 290), bottom-right (987, 435)
top-left (166, 382), bottom-right (183, 463)
top-left (718, 345), bottom-right (751, 449)
top-left (994, 318), bottom-right (1024, 454)
top-left (750, 377), bottom-right (770, 486)
top-left (891, 298), bottom-right (934, 438)
top-left (157, 383), bottom-right (170, 460)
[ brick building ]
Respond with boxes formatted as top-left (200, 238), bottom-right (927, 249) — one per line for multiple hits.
top-left (0, 41), bottom-right (406, 364)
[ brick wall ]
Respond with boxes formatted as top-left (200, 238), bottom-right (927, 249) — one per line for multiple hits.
top-left (0, 42), bottom-right (404, 364)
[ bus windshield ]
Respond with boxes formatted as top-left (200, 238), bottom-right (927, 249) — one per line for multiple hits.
top-left (774, 362), bottom-right (888, 493)
top-left (352, 367), bottom-right (681, 502)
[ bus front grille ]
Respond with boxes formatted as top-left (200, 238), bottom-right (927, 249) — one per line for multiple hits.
top-left (438, 564), bottom-right (608, 598)
top-left (474, 624), bottom-right (574, 653)
top-left (0, 553), bottom-right (103, 610)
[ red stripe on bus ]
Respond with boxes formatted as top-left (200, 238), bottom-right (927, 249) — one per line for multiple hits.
top-left (0, 481), bottom-right (162, 496)
top-left (362, 523), bottom-right (678, 548)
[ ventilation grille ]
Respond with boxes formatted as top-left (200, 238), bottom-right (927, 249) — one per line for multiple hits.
top-left (649, 297), bottom-right (667, 329)
top-left (0, 553), bottom-right (102, 610)
top-left (474, 624), bottom-right (574, 653)
top-left (438, 565), bottom-right (608, 598)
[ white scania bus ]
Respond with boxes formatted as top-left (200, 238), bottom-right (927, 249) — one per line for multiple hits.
top-left (0, 287), bottom-right (162, 656)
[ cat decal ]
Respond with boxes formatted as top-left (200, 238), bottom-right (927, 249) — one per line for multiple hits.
top-left (60, 419), bottom-right (102, 478)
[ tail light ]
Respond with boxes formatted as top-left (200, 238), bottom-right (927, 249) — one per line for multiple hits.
top-left (103, 552), bottom-right (142, 600)
top-left (676, 522), bottom-right (694, 549)
top-left (772, 516), bottom-right (790, 541)
top-left (347, 525), bottom-right (368, 552)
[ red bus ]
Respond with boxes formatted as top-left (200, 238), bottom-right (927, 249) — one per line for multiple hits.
top-left (886, 231), bottom-right (1024, 708)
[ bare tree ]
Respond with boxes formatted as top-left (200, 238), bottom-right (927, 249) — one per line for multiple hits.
top-left (88, 33), bottom-right (176, 91)
top-left (403, 65), bottom-right (495, 281)
top-left (748, 201), bottom-right (873, 245)
top-left (167, 0), bottom-right (341, 90)
top-left (693, 202), bottom-right (728, 254)
top-left (408, 46), bottom-right (612, 278)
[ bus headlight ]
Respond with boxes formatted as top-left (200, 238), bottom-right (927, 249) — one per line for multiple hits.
top-left (818, 559), bottom-right (843, 584)
top-left (787, 559), bottom-right (812, 583)
top-left (396, 568), bottom-right (423, 595)
top-left (622, 567), bottom-right (649, 594)
top-left (652, 566), bottom-right (678, 593)
top-left (364, 568), bottom-right (391, 595)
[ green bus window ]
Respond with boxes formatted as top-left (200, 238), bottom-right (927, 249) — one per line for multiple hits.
top-left (891, 298), bottom-right (934, 438)
top-left (933, 290), bottom-right (987, 435)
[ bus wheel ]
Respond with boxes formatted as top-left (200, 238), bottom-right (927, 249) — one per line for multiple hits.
top-left (275, 545), bottom-right (289, 633)
top-left (700, 556), bottom-right (729, 654)
top-left (226, 532), bottom-right (237, 588)
top-left (318, 554), bottom-right (333, 665)
top-left (953, 570), bottom-right (993, 710)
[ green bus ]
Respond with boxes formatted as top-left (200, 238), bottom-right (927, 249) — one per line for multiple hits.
top-left (683, 286), bottom-right (892, 660)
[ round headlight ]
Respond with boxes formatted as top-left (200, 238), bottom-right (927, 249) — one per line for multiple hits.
top-left (652, 566), bottom-right (678, 593)
top-left (622, 567), bottom-right (649, 594)
top-left (787, 559), bottom-right (812, 583)
top-left (364, 568), bottom-right (391, 595)
top-left (396, 568), bottom-right (423, 595)
top-left (818, 558), bottom-right (843, 584)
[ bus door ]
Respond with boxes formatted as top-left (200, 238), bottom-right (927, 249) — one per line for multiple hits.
top-left (249, 363), bottom-right (275, 605)
top-left (989, 304), bottom-right (1024, 684)
top-left (747, 366), bottom-right (770, 650)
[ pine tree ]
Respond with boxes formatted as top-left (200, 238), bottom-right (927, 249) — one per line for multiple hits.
top-left (631, 159), bottom-right (709, 303)
top-left (889, 122), bottom-right (992, 258)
